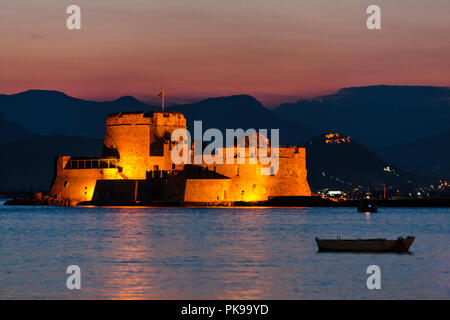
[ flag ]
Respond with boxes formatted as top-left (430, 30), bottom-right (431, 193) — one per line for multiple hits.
top-left (158, 91), bottom-right (164, 98)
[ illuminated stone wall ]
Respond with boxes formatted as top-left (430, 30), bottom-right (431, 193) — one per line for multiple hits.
top-left (184, 179), bottom-right (232, 203)
top-left (267, 147), bottom-right (311, 197)
top-left (50, 156), bottom-right (120, 205)
top-left (103, 111), bottom-right (186, 178)
top-left (183, 146), bottom-right (311, 203)
top-left (103, 112), bottom-right (150, 179)
top-left (149, 112), bottom-right (186, 158)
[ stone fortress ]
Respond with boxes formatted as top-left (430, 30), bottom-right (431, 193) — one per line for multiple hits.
top-left (50, 111), bottom-right (311, 206)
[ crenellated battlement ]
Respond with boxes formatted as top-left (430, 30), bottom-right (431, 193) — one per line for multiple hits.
top-left (106, 111), bottom-right (186, 127)
top-left (148, 111), bottom-right (186, 126)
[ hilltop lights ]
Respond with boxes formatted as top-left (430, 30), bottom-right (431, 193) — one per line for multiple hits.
top-left (171, 121), bottom-right (280, 175)
top-left (324, 133), bottom-right (351, 144)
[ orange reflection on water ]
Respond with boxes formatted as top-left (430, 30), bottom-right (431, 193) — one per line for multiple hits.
top-left (95, 207), bottom-right (158, 299)
top-left (90, 206), bottom-right (310, 299)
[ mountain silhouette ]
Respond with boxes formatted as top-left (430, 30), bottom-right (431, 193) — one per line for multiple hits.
top-left (0, 91), bottom-right (316, 145)
top-left (111, 95), bottom-right (149, 107)
top-left (0, 113), bottom-right (36, 143)
top-left (169, 95), bottom-right (316, 144)
top-left (275, 85), bottom-right (450, 148)
top-left (0, 90), bottom-right (158, 138)
top-left (376, 130), bottom-right (450, 179)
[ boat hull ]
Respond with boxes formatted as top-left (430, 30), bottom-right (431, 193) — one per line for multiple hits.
top-left (316, 237), bottom-right (415, 253)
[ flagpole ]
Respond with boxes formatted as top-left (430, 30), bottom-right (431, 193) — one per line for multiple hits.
top-left (158, 90), bottom-right (165, 112)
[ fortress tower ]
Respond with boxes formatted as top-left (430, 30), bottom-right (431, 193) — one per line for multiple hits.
top-left (102, 111), bottom-right (186, 179)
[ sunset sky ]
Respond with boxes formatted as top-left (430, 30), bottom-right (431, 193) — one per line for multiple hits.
top-left (1, 0), bottom-right (449, 106)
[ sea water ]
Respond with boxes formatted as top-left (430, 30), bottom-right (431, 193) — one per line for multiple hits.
top-left (0, 201), bottom-right (448, 299)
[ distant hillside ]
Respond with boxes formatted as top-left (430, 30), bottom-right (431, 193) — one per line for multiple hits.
top-left (0, 91), bottom-right (316, 145)
top-left (0, 114), bottom-right (36, 143)
top-left (169, 95), bottom-right (316, 144)
top-left (0, 135), bottom-right (103, 191)
top-left (3, 86), bottom-right (449, 147)
top-left (0, 90), bottom-right (158, 138)
top-left (275, 85), bottom-right (450, 148)
top-left (376, 130), bottom-right (450, 179)
top-left (303, 134), bottom-right (436, 192)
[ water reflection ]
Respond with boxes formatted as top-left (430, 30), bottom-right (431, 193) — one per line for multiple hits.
top-left (1, 206), bottom-right (448, 299)
top-left (94, 207), bottom-right (311, 299)
top-left (96, 208), bottom-right (160, 299)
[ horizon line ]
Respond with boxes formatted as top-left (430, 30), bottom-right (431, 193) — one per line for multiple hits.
top-left (2, 83), bottom-right (449, 109)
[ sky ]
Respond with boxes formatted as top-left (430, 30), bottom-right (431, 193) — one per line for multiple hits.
top-left (1, 0), bottom-right (449, 107)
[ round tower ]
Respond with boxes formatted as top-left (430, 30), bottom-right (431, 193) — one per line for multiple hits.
top-left (103, 111), bottom-right (186, 179)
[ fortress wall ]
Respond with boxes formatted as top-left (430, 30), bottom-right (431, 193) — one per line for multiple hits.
top-left (215, 162), bottom-right (269, 201)
top-left (228, 176), bottom-right (269, 201)
top-left (278, 147), bottom-right (297, 157)
top-left (266, 148), bottom-right (311, 197)
top-left (51, 176), bottom-right (98, 205)
top-left (92, 180), bottom-right (139, 203)
top-left (148, 143), bottom-right (184, 171)
top-left (195, 159), bottom-right (271, 201)
top-left (184, 179), bottom-right (231, 203)
top-left (149, 112), bottom-right (186, 130)
top-left (194, 146), bottom-right (267, 178)
top-left (147, 156), bottom-right (166, 172)
top-left (92, 174), bottom-right (187, 204)
top-left (104, 112), bottom-right (186, 178)
top-left (149, 113), bottom-right (186, 157)
top-left (106, 113), bottom-right (147, 125)
top-left (184, 176), bottom-right (270, 203)
top-left (104, 113), bottom-right (150, 179)
top-left (184, 146), bottom-right (310, 202)
top-left (213, 162), bottom-right (259, 179)
top-left (50, 157), bottom-right (119, 205)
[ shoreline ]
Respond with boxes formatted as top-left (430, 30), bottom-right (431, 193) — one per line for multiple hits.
top-left (4, 196), bottom-right (450, 208)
